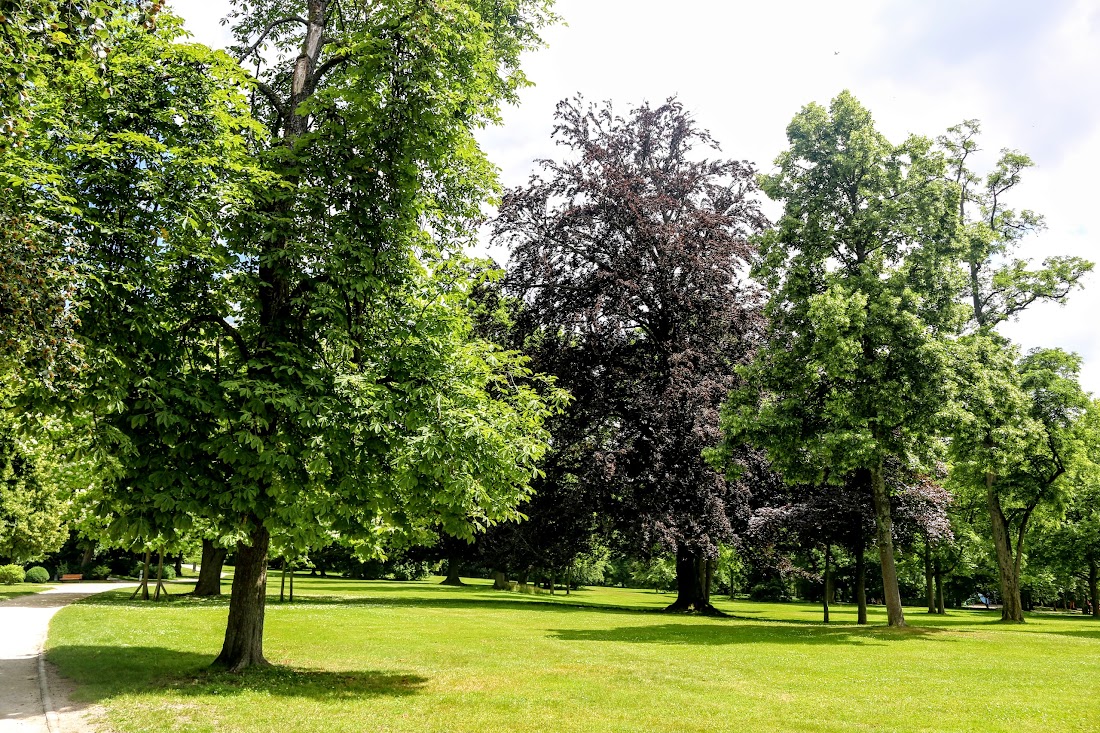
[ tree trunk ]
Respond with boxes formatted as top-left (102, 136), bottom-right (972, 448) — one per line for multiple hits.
top-left (153, 551), bottom-right (167, 600)
top-left (934, 561), bottom-right (945, 614)
top-left (440, 557), bottom-right (463, 586)
top-left (174, 552), bottom-right (183, 577)
top-left (823, 544), bottom-right (831, 624)
top-left (492, 570), bottom-right (508, 590)
top-left (986, 476), bottom-right (1025, 622)
top-left (213, 523), bottom-right (271, 671)
top-left (130, 551), bottom-right (151, 601)
top-left (280, 563), bottom-right (287, 602)
top-left (193, 539), bottom-right (227, 597)
top-left (924, 543), bottom-right (935, 613)
top-left (289, 565), bottom-right (294, 602)
top-left (664, 545), bottom-right (722, 615)
top-left (79, 543), bottom-right (95, 571)
top-left (856, 547), bottom-right (867, 625)
top-left (869, 464), bottom-right (905, 627)
top-left (1090, 560), bottom-right (1098, 618)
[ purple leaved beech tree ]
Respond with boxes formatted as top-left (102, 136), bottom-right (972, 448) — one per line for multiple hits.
top-left (495, 98), bottom-right (767, 613)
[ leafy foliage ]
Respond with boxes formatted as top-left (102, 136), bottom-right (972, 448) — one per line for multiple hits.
top-left (496, 97), bottom-right (766, 590)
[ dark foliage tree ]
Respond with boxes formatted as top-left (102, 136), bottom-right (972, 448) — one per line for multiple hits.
top-left (744, 459), bottom-right (952, 623)
top-left (495, 97), bottom-right (767, 613)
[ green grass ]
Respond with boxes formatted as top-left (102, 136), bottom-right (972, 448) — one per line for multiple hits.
top-left (46, 577), bottom-right (1100, 733)
top-left (0, 583), bottom-right (49, 600)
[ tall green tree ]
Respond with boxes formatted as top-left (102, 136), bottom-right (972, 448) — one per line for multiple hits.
top-left (719, 91), bottom-right (962, 627)
top-left (25, 0), bottom-right (561, 670)
top-left (949, 346), bottom-right (1092, 620)
top-left (939, 121), bottom-right (1094, 622)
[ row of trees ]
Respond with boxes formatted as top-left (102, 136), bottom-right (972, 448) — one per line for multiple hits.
top-left (2, 0), bottom-right (1097, 680)
top-left (470, 93), bottom-right (1097, 626)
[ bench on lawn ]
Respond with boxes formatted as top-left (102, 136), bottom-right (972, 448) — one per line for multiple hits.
top-left (60, 573), bottom-right (83, 581)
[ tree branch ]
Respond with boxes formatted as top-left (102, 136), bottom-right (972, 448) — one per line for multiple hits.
top-left (252, 79), bottom-right (288, 120)
top-left (237, 16), bottom-right (309, 61)
top-left (180, 315), bottom-right (251, 362)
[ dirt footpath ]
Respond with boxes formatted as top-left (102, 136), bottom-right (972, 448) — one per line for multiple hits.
top-left (0, 583), bottom-right (133, 733)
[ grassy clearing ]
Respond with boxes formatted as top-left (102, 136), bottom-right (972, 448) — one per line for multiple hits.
top-left (47, 576), bottom-right (1100, 733)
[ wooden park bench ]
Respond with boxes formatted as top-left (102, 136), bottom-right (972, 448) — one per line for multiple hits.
top-left (60, 573), bottom-right (83, 581)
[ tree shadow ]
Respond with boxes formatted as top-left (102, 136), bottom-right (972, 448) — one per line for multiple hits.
top-left (550, 622), bottom-right (960, 646)
top-left (47, 645), bottom-right (427, 703)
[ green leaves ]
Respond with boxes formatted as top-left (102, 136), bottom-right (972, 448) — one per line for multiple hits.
top-left (726, 91), bottom-right (962, 485)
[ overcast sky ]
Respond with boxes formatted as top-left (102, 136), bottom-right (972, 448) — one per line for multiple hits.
top-left (172, 0), bottom-right (1099, 394)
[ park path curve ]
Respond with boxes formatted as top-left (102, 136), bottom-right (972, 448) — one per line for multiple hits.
top-left (0, 583), bottom-right (134, 733)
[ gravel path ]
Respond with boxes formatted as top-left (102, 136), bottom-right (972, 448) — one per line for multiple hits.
top-left (0, 583), bottom-right (134, 733)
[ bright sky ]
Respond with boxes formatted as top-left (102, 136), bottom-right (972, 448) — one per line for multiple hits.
top-left (173, 0), bottom-right (1100, 394)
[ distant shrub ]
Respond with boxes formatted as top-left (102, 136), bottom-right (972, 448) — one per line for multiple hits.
top-left (0, 564), bottom-right (26, 585)
top-left (86, 564), bottom-right (112, 580)
top-left (749, 578), bottom-right (792, 602)
top-left (141, 564), bottom-right (175, 580)
top-left (389, 560), bottom-right (431, 581)
top-left (24, 566), bottom-right (50, 584)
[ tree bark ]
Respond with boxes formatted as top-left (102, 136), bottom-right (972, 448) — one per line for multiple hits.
top-left (129, 551), bottom-right (152, 601)
top-left (934, 561), bottom-right (945, 614)
top-left (664, 545), bottom-right (722, 615)
top-left (823, 544), bottom-right (831, 624)
top-left (193, 539), bottom-right (227, 597)
top-left (1090, 560), bottom-right (1098, 618)
top-left (153, 551), bottom-right (167, 600)
top-left (986, 475), bottom-right (1025, 622)
top-left (213, 523), bottom-right (271, 671)
top-left (79, 543), bottom-right (94, 571)
top-left (869, 464), bottom-right (905, 627)
top-left (924, 543), bottom-right (935, 613)
top-left (855, 547), bottom-right (867, 625)
top-left (492, 570), bottom-right (509, 590)
top-left (440, 557), bottom-right (464, 586)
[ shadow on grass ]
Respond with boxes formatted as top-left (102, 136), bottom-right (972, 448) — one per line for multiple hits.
top-left (550, 622), bottom-right (959, 646)
top-left (48, 645), bottom-right (427, 704)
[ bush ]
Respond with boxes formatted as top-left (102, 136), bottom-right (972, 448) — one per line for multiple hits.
top-left (0, 564), bottom-right (26, 585)
top-left (86, 564), bottom-right (112, 581)
top-left (141, 564), bottom-right (175, 580)
top-left (24, 566), bottom-right (50, 584)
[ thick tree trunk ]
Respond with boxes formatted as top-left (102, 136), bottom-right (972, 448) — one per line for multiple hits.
top-left (79, 544), bottom-right (95, 571)
top-left (1090, 560), bottom-right (1098, 618)
top-left (869, 465), bottom-right (905, 627)
top-left (213, 524), bottom-right (271, 671)
top-left (193, 539), bottom-right (227, 597)
top-left (492, 570), bottom-right (509, 590)
top-left (855, 548), bottom-right (867, 625)
top-left (986, 476), bottom-right (1025, 622)
top-left (823, 544), bottom-right (831, 624)
top-left (924, 543), bottom-right (935, 613)
top-left (664, 545), bottom-right (721, 615)
top-left (440, 557), bottom-right (464, 586)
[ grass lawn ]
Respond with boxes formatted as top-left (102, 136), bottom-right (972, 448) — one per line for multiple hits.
top-left (46, 576), bottom-right (1100, 733)
top-left (0, 584), bottom-right (49, 600)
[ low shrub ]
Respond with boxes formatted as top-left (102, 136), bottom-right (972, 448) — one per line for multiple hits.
top-left (86, 564), bottom-right (112, 581)
top-left (141, 564), bottom-right (175, 580)
top-left (24, 566), bottom-right (50, 584)
top-left (0, 564), bottom-right (26, 585)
